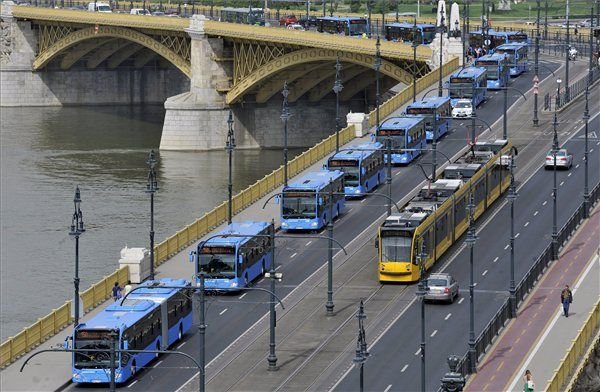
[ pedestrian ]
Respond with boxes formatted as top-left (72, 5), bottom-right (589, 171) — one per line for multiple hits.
top-left (561, 284), bottom-right (573, 317)
top-left (112, 282), bottom-right (122, 302)
top-left (124, 280), bottom-right (133, 296)
top-left (523, 369), bottom-right (535, 391)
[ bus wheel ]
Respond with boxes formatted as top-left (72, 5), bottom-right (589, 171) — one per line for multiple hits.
top-left (155, 342), bottom-right (160, 358)
top-left (244, 274), bottom-right (249, 287)
top-left (261, 263), bottom-right (265, 276)
top-left (178, 324), bottom-right (183, 341)
top-left (336, 206), bottom-right (340, 218)
top-left (131, 361), bottom-right (137, 377)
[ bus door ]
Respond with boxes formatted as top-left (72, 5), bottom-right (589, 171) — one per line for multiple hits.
top-left (160, 300), bottom-right (168, 349)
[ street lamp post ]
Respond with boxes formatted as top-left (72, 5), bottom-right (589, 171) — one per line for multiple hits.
top-left (197, 273), bottom-right (206, 392)
top-left (226, 110), bottom-right (235, 225)
top-left (326, 180), bottom-right (335, 315)
top-left (281, 82), bottom-right (290, 187)
top-left (438, 5), bottom-right (445, 97)
top-left (417, 242), bottom-right (428, 392)
top-left (462, 1), bottom-right (467, 68)
top-left (565, 0), bottom-right (570, 102)
top-left (353, 300), bottom-right (369, 392)
top-left (544, 0), bottom-right (548, 40)
top-left (412, 19), bottom-right (419, 103)
top-left (551, 79), bottom-right (560, 260)
top-left (267, 219), bottom-right (279, 370)
top-left (583, 20), bottom-right (591, 218)
top-left (375, 36), bottom-right (381, 133)
top-left (69, 187), bottom-right (85, 326)
top-left (334, 55), bottom-right (343, 153)
top-left (533, 0), bottom-right (541, 126)
top-left (508, 147), bottom-right (518, 318)
top-left (466, 181), bottom-right (477, 373)
top-left (146, 150), bottom-right (159, 281)
top-left (367, 0), bottom-right (372, 38)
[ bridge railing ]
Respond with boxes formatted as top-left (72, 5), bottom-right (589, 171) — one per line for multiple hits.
top-left (0, 266), bottom-right (129, 368)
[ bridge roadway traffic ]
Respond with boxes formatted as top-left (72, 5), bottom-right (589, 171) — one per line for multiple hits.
top-left (98, 57), bottom-right (571, 392)
top-left (333, 111), bottom-right (600, 392)
top-left (2, 56), bottom-right (568, 391)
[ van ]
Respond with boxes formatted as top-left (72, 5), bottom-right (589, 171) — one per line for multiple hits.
top-left (87, 2), bottom-right (111, 12)
top-left (130, 8), bottom-right (151, 15)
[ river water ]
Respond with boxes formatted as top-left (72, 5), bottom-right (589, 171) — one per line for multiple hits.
top-left (0, 105), bottom-right (296, 340)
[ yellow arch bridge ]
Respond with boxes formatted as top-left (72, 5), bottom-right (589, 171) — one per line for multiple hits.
top-left (9, 7), bottom-right (433, 105)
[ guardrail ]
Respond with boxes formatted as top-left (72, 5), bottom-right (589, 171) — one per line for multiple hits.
top-left (0, 266), bottom-right (129, 368)
top-left (449, 181), bottom-right (600, 381)
top-left (546, 299), bottom-right (600, 392)
top-left (543, 67), bottom-right (600, 112)
top-left (367, 57), bottom-right (460, 128)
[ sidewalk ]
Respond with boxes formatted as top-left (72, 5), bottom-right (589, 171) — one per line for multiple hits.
top-left (465, 207), bottom-right (600, 392)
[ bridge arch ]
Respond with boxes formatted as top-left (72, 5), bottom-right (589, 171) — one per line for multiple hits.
top-left (226, 48), bottom-right (415, 104)
top-left (33, 25), bottom-right (191, 77)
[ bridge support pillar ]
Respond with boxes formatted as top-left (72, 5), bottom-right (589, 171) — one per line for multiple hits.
top-left (161, 15), bottom-right (230, 151)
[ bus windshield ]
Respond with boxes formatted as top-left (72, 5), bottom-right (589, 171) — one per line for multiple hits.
top-left (422, 26), bottom-right (436, 43)
top-left (348, 20), bottom-right (368, 35)
top-left (381, 234), bottom-right (412, 262)
top-left (449, 82), bottom-right (473, 98)
top-left (342, 167), bottom-right (359, 186)
top-left (199, 246), bottom-right (236, 277)
top-left (282, 191), bottom-right (316, 218)
top-left (480, 64), bottom-right (499, 79)
top-left (74, 330), bottom-right (111, 368)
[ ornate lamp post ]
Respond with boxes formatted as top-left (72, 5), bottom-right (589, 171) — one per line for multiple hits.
top-left (353, 300), bottom-right (369, 392)
top-left (508, 146), bottom-right (518, 318)
top-left (466, 181), bottom-right (477, 373)
top-left (367, 0), bottom-right (372, 38)
top-left (583, 15), bottom-right (592, 218)
top-left (146, 150), bottom-right (159, 281)
top-left (225, 110), bottom-right (235, 225)
top-left (281, 82), bottom-right (290, 187)
top-left (375, 36), bottom-right (382, 139)
top-left (69, 187), bottom-right (85, 326)
top-left (333, 55), bottom-right (343, 153)
top-left (565, 0), bottom-right (570, 102)
top-left (417, 242), bottom-right (428, 392)
top-left (412, 18), bottom-right (419, 103)
top-left (438, 4), bottom-right (446, 97)
top-left (551, 80), bottom-right (560, 260)
top-left (533, 0), bottom-right (541, 126)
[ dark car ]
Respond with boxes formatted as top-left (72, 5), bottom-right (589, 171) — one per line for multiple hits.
top-left (299, 16), bottom-right (318, 28)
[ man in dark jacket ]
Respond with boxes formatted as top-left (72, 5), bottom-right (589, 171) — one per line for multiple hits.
top-left (561, 285), bottom-right (573, 317)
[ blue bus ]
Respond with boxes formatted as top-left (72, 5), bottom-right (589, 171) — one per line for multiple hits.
top-left (194, 221), bottom-right (273, 289)
top-left (220, 7), bottom-right (266, 25)
top-left (447, 67), bottom-right (487, 108)
top-left (494, 43), bottom-right (528, 76)
top-left (384, 22), bottom-right (436, 44)
top-left (68, 278), bottom-right (192, 384)
top-left (405, 97), bottom-right (452, 142)
top-left (281, 170), bottom-right (345, 231)
top-left (327, 141), bottom-right (385, 197)
top-left (469, 29), bottom-right (528, 49)
top-left (376, 116), bottom-right (427, 164)
top-left (316, 16), bottom-right (369, 36)
top-left (475, 53), bottom-right (509, 89)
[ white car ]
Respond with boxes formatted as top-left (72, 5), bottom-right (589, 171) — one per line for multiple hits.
top-left (545, 149), bottom-right (573, 169)
top-left (452, 99), bottom-right (473, 118)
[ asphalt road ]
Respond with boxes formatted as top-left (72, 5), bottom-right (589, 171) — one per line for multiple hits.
top-left (61, 58), bottom-right (566, 392)
top-left (332, 114), bottom-right (600, 392)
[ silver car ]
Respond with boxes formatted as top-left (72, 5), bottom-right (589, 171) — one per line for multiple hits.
top-left (424, 273), bottom-right (459, 303)
top-left (545, 149), bottom-right (573, 169)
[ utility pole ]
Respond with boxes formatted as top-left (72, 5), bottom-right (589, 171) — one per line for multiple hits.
top-left (333, 55), bottom-right (343, 153)
top-left (533, 0), bottom-right (540, 126)
top-left (467, 181), bottom-right (477, 373)
top-left (326, 180), bottom-right (335, 315)
top-left (225, 111), bottom-right (235, 225)
top-left (565, 0), bottom-right (570, 102)
top-left (69, 187), bottom-right (85, 326)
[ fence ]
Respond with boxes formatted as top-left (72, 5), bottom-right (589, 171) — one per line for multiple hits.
top-left (0, 266), bottom-right (129, 368)
top-left (448, 181), bottom-right (600, 383)
top-left (543, 67), bottom-right (600, 111)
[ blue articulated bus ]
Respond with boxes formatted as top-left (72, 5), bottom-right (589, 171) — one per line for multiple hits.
top-left (447, 67), bottom-right (487, 108)
top-left (376, 116), bottom-right (427, 164)
top-left (281, 170), bottom-right (345, 231)
top-left (316, 16), bottom-right (369, 36)
top-left (67, 278), bottom-right (192, 384)
top-left (405, 97), bottom-right (452, 142)
top-left (384, 22), bottom-right (436, 44)
top-left (468, 29), bottom-right (528, 49)
top-left (494, 43), bottom-right (528, 76)
top-left (475, 53), bottom-right (509, 89)
top-left (194, 221), bottom-right (273, 290)
top-left (327, 141), bottom-right (385, 197)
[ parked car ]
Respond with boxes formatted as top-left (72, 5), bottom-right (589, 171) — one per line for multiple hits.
top-left (452, 99), bottom-right (473, 118)
top-left (286, 23), bottom-right (305, 31)
top-left (424, 273), bottom-right (459, 304)
top-left (299, 15), bottom-right (318, 28)
top-left (151, 11), bottom-right (165, 16)
top-left (545, 148), bottom-right (573, 169)
top-left (279, 14), bottom-right (298, 26)
top-left (130, 8), bottom-right (151, 15)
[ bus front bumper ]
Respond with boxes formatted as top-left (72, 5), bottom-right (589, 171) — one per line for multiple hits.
top-left (379, 262), bottom-right (418, 283)
top-left (344, 186), bottom-right (366, 197)
top-left (73, 369), bottom-right (125, 384)
top-left (281, 218), bottom-right (320, 230)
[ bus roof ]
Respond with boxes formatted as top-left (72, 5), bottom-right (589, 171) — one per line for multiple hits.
top-left (495, 42), bottom-right (528, 50)
top-left (449, 66), bottom-right (486, 79)
top-left (317, 16), bottom-right (365, 21)
top-left (203, 221), bottom-right (271, 247)
top-left (285, 170), bottom-right (344, 191)
top-left (475, 53), bottom-right (507, 63)
top-left (384, 22), bottom-right (434, 28)
top-left (329, 141), bottom-right (383, 161)
top-left (221, 7), bottom-right (264, 12)
top-left (406, 96), bottom-right (451, 109)
top-left (78, 278), bottom-right (190, 331)
top-left (379, 116), bottom-right (425, 130)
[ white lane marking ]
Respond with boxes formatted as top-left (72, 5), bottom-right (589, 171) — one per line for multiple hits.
top-left (567, 172), bottom-right (572, 177)
top-left (431, 330), bottom-right (438, 337)
top-left (239, 293), bottom-right (247, 300)
top-left (396, 171), bottom-right (402, 176)
top-left (474, 282), bottom-right (478, 287)
top-left (361, 199), bottom-right (367, 203)
top-left (275, 265), bottom-right (282, 271)
top-left (560, 181), bottom-right (565, 186)
top-left (153, 360), bottom-right (163, 368)
top-left (176, 342), bottom-right (186, 349)
top-left (576, 164), bottom-right (580, 168)
top-left (257, 278), bottom-right (265, 284)
top-left (504, 244), bottom-right (510, 250)
top-left (415, 348), bottom-right (421, 356)
top-left (534, 210), bottom-right (539, 216)
top-left (493, 256), bottom-right (499, 263)
top-left (128, 380), bottom-right (139, 388)
top-left (306, 241), bottom-right (312, 246)
top-left (482, 270), bottom-right (488, 276)
top-left (347, 208), bottom-right (354, 213)
top-left (401, 365), bottom-right (409, 373)
top-left (290, 252), bottom-right (298, 258)
top-left (458, 298), bottom-right (465, 304)
top-left (515, 232), bottom-right (521, 238)
top-left (596, 142), bottom-right (600, 146)
top-left (385, 384), bottom-right (394, 391)
top-left (542, 200), bottom-right (548, 206)
top-left (219, 308), bottom-right (228, 316)
top-left (524, 221), bottom-right (530, 227)
top-left (445, 313), bottom-right (452, 320)
top-left (591, 148), bottom-right (595, 152)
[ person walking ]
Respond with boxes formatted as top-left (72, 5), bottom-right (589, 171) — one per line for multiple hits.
top-left (124, 280), bottom-right (133, 296)
top-left (561, 284), bottom-right (573, 317)
top-left (523, 370), bottom-right (535, 391)
top-left (112, 282), bottom-right (122, 302)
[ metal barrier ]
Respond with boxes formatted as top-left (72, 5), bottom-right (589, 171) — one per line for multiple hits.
top-left (0, 266), bottom-right (129, 368)
top-left (543, 68), bottom-right (600, 111)
top-left (546, 300), bottom-right (600, 392)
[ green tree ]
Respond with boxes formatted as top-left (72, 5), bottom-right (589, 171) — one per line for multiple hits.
top-left (350, 0), bottom-right (361, 13)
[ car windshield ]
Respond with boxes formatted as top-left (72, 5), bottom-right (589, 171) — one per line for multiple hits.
top-left (381, 236), bottom-right (411, 262)
top-left (455, 101), bottom-right (471, 109)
